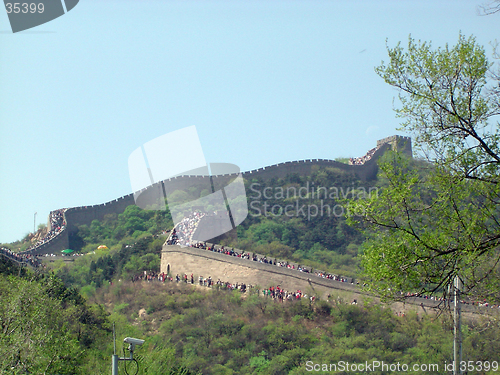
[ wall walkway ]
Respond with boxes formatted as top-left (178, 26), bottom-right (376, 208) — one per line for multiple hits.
top-left (160, 244), bottom-right (495, 315)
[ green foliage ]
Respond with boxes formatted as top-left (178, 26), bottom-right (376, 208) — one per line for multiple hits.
top-left (0, 270), bottom-right (116, 374)
top-left (6, 253), bottom-right (497, 375)
top-left (57, 204), bottom-right (171, 290)
top-left (232, 168), bottom-right (369, 277)
top-left (74, 205), bottom-right (172, 248)
top-left (348, 33), bottom-right (500, 302)
top-left (0, 275), bottom-right (82, 373)
top-left (249, 351), bottom-right (270, 372)
top-left (88, 280), bottom-right (500, 375)
top-left (0, 256), bottom-right (28, 278)
top-left (57, 235), bottom-right (164, 288)
top-left (0, 266), bottom-right (198, 375)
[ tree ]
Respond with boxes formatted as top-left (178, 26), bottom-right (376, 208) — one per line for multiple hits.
top-left (478, 0), bottom-right (500, 15)
top-left (0, 275), bottom-right (83, 374)
top-left (347, 34), bottom-right (500, 302)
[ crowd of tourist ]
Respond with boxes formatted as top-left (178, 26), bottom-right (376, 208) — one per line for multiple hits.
top-left (314, 271), bottom-right (352, 283)
top-left (197, 275), bottom-right (251, 292)
top-left (165, 213), bottom-right (357, 286)
top-left (164, 223), bottom-right (500, 310)
top-left (120, 235), bottom-right (500, 311)
top-left (261, 285), bottom-right (315, 302)
top-left (40, 253), bottom-right (85, 257)
top-left (402, 291), bottom-right (500, 310)
top-left (130, 270), bottom-right (252, 292)
top-left (26, 209), bottom-right (67, 252)
top-left (184, 240), bottom-right (356, 285)
top-left (166, 211), bottom-right (207, 246)
top-left (130, 269), bottom-right (316, 303)
top-left (0, 246), bottom-right (42, 268)
top-left (349, 146), bottom-right (381, 165)
top-left (131, 270), bottom-right (164, 282)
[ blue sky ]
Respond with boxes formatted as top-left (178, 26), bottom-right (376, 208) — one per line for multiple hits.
top-left (0, 0), bottom-right (498, 243)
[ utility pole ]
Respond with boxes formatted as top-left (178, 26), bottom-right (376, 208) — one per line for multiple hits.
top-left (34, 212), bottom-right (37, 234)
top-left (112, 323), bottom-right (117, 375)
top-left (453, 275), bottom-right (463, 375)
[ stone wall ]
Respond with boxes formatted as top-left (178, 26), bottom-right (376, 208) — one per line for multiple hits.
top-left (161, 245), bottom-right (491, 314)
top-left (22, 195), bottom-right (135, 255)
top-left (26, 229), bottom-right (70, 255)
top-left (240, 150), bottom-right (387, 182)
top-left (64, 194), bottom-right (136, 235)
top-left (161, 245), bottom-right (359, 300)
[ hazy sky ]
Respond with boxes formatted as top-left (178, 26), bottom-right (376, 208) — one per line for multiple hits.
top-left (1, 0), bottom-right (498, 243)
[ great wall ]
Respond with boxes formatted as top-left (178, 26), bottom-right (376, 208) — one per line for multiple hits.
top-left (9, 135), bottom-right (500, 314)
top-left (15, 135), bottom-right (477, 311)
top-left (20, 135), bottom-right (412, 256)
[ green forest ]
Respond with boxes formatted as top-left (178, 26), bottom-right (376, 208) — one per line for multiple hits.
top-left (2, 254), bottom-right (500, 374)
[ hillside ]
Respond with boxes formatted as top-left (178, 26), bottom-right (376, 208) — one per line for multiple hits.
top-left (38, 162), bottom-right (374, 293)
top-left (2, 141), bottom-right (500, 373)
top-left (2, 252), bottom-right (500, 375)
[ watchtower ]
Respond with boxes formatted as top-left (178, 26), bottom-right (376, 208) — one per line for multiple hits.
top-left (376, 135), bottom-right (412, 158)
